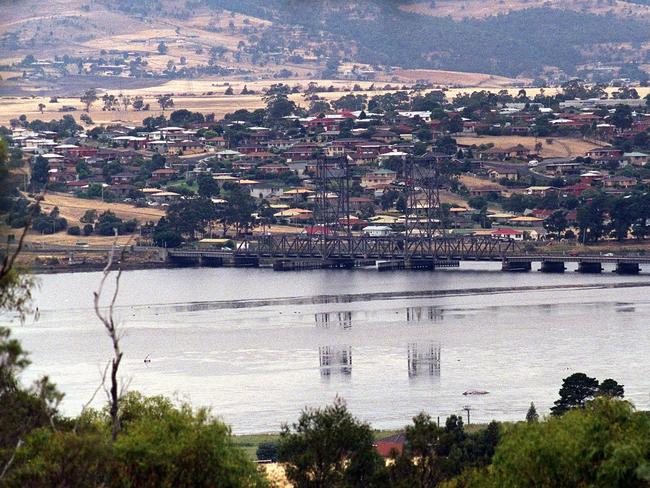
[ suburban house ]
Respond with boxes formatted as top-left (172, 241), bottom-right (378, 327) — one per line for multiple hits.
top-left (151, 168), bottom-right (179, 181)
top-left (586, 147), bottom-right (623, 165)
top-left (624, 152), bottom-right (649, 167)
top-left (486, 164), bottom-right (520, 182)
top-left (603, 175), bottom-right (637, 188)
top-left (526, 186), bottom-right (558, 197)
top-left (361, 169), bottom-right (397, 189)
top-left (374, 433), bottom-right (406, 457)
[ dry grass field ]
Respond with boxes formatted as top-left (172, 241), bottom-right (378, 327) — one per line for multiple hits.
top-left (4, 83), bottom-right (647, 129)
top-left (18, 192), bottom-right (164, 247)
top-left (37, 192), bottom-right (165, 226)
top-left (1, 81), bottom-right (618, 128)
top-left (455, 135), bottom-right (609, 159)
top-left (392, 69), bottom-right (522, 87)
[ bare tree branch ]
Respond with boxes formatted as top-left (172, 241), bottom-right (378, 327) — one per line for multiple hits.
top-left (73, 360), bottom-right (110, 434)
top-left (0, 439), bottom-right (23, 481)
top-left (92, 233), bottom-right (132, 441)
top-left (1, 192), bottom-right (44, 322)
top-left (1, 194), bottom-right (41, 279)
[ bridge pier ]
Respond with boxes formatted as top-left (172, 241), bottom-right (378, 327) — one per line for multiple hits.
top-left (169, 255), bottom-right (200, 267)
top-left (406, 259), bottom-right (436, 270)
top-left (327, 259), bottom-right (355, 269)
top-left (502, 260), bottom-right (532, 272)
top-left (200, 256), bottom-right (223, 267)
top-left (540, 261), bottom-right (565, 273)
top-left (577, 261), bottom-right (602, 273)
top-left (233, 256), bottom-right (259, 268)
top-left (616, 262), bottom-right (640, 275)
top-left (273, 259), bottom-right (324, 271)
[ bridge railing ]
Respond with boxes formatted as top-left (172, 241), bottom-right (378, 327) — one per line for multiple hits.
top-left (233, 234), bottom-right (522, 260)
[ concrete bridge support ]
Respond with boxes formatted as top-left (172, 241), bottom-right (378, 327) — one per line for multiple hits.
top-left (233, 256), bottom-right (259, 268)
top-left (578, 261), bottom-right (603, 273)
top-left (169, 255), bottom-right (200, 267)
top-left (406, 259), bottom-right (437, 270)
top-left (200, 256), bottom-right (224, 267)
top-left (502, 260), bottom-right (532, 272)
top-left (327, 259), bottom-right (355, 269)
top-left (540, 261), bottom-right (565, 273)
top-left (616, 262), bottom-right (641, 275)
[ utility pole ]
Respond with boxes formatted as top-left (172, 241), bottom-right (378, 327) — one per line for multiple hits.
top-left (463, 405), bottom-right (472, 425)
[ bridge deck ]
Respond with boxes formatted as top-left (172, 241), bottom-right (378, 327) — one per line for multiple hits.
top-left (168, 235), bottom-right (650, 265)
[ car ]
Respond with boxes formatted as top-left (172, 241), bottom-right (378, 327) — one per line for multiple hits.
top-left (528, 160), bottom-right (539, 167)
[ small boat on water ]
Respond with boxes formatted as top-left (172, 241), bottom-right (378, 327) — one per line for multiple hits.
top-left (463, 390), bottom-right (489, 396)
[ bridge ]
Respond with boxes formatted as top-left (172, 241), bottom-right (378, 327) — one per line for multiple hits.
top-left (167, 234), bottom-right (650, 274)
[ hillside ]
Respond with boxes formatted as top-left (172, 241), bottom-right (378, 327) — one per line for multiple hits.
top-left (1, 0), bottom-right (649, 82)
top-left (400, 0), bottom-right (650, 21)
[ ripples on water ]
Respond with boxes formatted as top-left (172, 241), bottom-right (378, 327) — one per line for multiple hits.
top-left (7, 263), bottom-right (650, 433)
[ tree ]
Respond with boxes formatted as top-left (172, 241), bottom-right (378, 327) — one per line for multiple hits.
top-left (153, 217), bottom-right (183, 248)
top-left (197, 174), bottom-right (220, 198)
top-left (80, 88), bottom-right (98, 112)
top-left (264, 93), bottom-right (296, 120)
top-left (543, 210), bottom-right (567, 238)
top-left (169, 109), bottom-right (204, 126)
top-left (157, 95), bottom-right (174, 112)
top-left (219, 185), bottom-right (256, 236)
top-left (75, 161), bottom-right (92, 180)
top-left (610, 105), bottom-right (633, 129)
top-left (577, 193), bottom-right (608, 243)
top-left (0, 170), bottom-right (63, 467)
top-left (551, 372), bottom-right (599, 416)
top-left (30, 156), bottom-right (49, 190)
top-left (389, 414), bottom-right (499, 487)
top-left (332, 94), bottom-right (367, 111)
top-left (400, 412), bottom-right (444, 487)
top-left (5, 393), bottom-right (268, 487)
top-left (94, 211), bottom-right (135, 236)
top-left (488, 398), bottom-right (650, 488)
top-left (526, 403), bottom-right (539, 423)
top-left (224, 86), bottom-right (234, 95)
top-left (598, 378), bottom-right (624, 398)
top-left (256, 441), bottom-right (279, 462)
top-left (102, 94), bottom-right (117, 111)
top-left (468, 196), bottom-right (487, 210)
top-left (119, 94), bottom-right (131, 112)
top-left (37, 103), bottom-right (45, 114)
top-left (278, 397), bottom-right (387, 488)
top-left (80, 209), bottom-right (97, 224)
top-left (309, 99), bottom-right (331, 115)
top-left (157, 41), bottom-right (168, 55)
top-left (79, 113), bottom-right (93, 125)
top-left (166, 198), bottom-right (217, 240)
top-left (132, 96), bottom-right (144, 111)
top-left (609, 197), bottom-right (635, 241)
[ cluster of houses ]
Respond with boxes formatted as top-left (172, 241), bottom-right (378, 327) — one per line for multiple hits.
top-left (10, 94), bottom-right (650, 240)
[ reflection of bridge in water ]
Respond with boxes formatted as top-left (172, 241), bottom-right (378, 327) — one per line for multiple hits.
top-left (315, 311), bottom-right (352, 329)
top-left (406, 306), bottom-right (443, 323)
top-left (408, 342), bottom-right (441, 378)
top-left (169, 235), bottom-right (650, 274)
top-left (318, 346), bottom-right (352, 377)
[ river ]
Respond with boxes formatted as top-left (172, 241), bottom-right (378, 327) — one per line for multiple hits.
top-left (7, 263), bottom-right (650, 433)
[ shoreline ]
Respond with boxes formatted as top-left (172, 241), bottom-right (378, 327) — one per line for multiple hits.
top-left (29, 260), bottom-right (175, 275)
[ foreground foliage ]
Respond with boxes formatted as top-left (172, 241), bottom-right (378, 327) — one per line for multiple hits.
top-left (4, 392), bottom-right (267, 488)
top-left (476, 398), bottom-right (650, 488)
top-left (278, 397), bottom-right (388, 488)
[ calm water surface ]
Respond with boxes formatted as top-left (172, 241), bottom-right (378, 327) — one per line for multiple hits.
top-left (8, 262), bottom-right (650, 433)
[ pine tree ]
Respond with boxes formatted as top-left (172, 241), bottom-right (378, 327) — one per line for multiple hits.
top-left (526, 402), bottom-right (539, 423)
